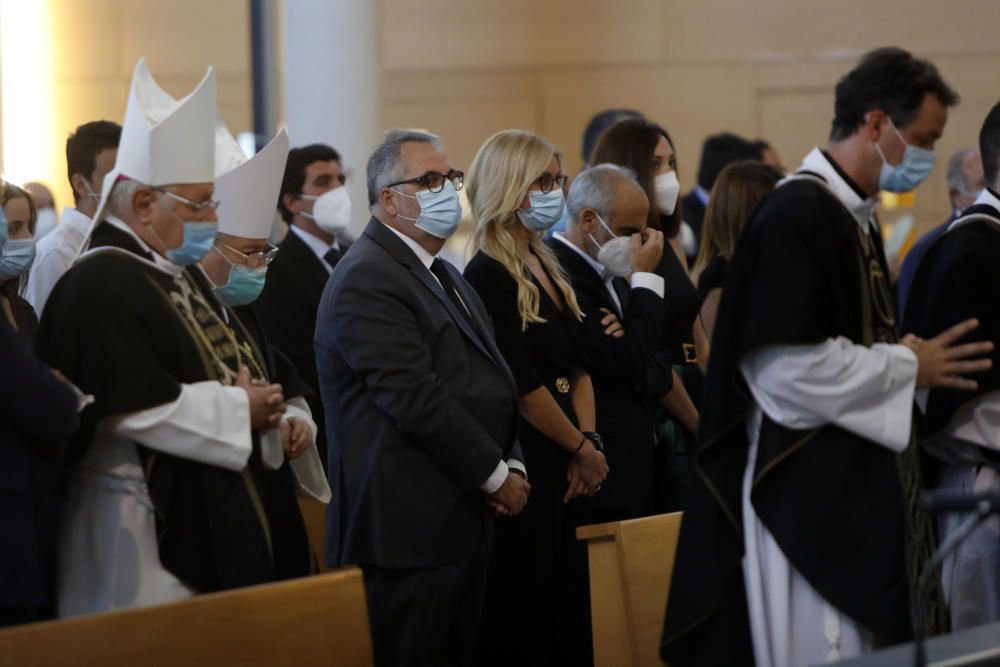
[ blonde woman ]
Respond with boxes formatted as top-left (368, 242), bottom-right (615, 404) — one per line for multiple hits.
top-left (464, 129), bottom-right (607, 666)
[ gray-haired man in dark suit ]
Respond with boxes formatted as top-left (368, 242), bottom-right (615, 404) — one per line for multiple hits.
top-left (315, 128), bottom-right (528, 667)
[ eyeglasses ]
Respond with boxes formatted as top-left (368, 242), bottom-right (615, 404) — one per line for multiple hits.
top-left (154, 187), bottom-right (221, 216)
top-left (216, 241), bottom-right (279, 268)
top-left (386, 169), bottom-right (464, 193)
top-left (535, 172), bottom-right (568, 194)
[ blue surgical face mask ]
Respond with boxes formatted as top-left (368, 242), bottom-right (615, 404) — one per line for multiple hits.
top-left (213, 261), bottom-right (268, 306)
top-left (875, 119), bottom-right (937, 193)
top-left (0, 237), bottom-right (37, 279)
top-left (393, 180), bottom-right (463, 239)
top-left (517, 189), bottom-right (565, 232)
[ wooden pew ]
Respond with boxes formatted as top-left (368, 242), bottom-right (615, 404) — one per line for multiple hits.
top-left (0, 567), bottom-right (372, 667)
top-left (577, 512), bottom-right (683, 667)
top-left (300, 498), bottom-right (331, 572)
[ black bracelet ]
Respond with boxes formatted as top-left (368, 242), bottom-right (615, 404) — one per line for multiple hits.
top-left (574, 434), bottom-right (587, 453)
top-left (581, 431), bottom-right (604, 452)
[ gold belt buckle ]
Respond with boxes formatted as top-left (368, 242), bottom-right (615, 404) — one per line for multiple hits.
top-left (682, 343), bottom-right (698, 365)
top-left (555, 377), bottom-right (571, 394)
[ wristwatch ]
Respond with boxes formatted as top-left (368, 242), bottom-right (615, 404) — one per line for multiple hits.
top-left (581, 431), bottom-right (605, 453)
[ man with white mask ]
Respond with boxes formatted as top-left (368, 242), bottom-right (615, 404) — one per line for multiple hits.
top-left (25, 121), bottom-right (121, 315)
top-left (546, 163), bottom-right (669, 522)
top-left (663, 47), bottom-right (994, 666)
top-left (36, 59), bottom-right (299, 617)
top-left (255, 143), bottom-right (351, 469)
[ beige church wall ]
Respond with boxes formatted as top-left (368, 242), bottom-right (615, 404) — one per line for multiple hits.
top-left (379, 0), bottom-right (1000, 239)
top-left (0, 0), bottom-right (252, 213)
top-left (1, 0), bottom-right (998, 242)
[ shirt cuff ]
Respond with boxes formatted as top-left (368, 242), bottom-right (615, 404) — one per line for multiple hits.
top-left (480, 459), bottom-right (509, 494)
top-left (630, 271), bottom-right (665, 297)
top-left (507, 459), bottom-right (527, 480)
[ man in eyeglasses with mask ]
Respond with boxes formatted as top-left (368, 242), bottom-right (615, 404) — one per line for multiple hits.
top-left (315, 128), bottom-right (526, 667)
top-left (662, 47), bottom-right (995, 666)
top-left (254, 143), bottom-right (351, 470)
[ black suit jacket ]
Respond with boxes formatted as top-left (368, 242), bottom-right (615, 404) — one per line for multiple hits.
top-left (547, 237), bottom-right (670, 516)
top-left (316, 218), bottom-right (521, 569)
top-left (0, 314), bottom-right (78, 612)
top-left (253, 229), bottom-right (345, 468)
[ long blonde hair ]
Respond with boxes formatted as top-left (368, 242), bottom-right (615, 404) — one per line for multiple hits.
top-left (468, 130), bottom-right (582, 330)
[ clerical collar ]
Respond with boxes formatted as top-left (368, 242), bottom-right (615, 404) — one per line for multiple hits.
top-left (100, 215), bottom-right (185, 276)
top-left (798, 148), bottom-right (880, 227)
top-left (552, 231), bottom-right (606, 279)
top-left (973, 187), bottom-right (1000, 213)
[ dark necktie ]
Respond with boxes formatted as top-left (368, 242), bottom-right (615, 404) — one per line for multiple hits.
top-left (429, 258), bottom-right (473, 324)
top-left (324, 246), bottom-right (342, 268)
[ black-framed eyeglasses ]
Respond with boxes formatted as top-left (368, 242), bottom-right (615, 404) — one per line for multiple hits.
top-left (536, 172), bottom-right (568, 194)
top-left (386, 170), bottom-right (464, 194)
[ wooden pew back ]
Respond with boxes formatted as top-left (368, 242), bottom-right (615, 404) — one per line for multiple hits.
top-left (578, 511), bottom-right (683, 667)
top-left (0, 567), bottom-right (372, 667)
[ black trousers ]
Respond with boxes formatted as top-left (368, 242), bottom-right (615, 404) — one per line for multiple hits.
top-left (362, 538), bottom-right (488, 667)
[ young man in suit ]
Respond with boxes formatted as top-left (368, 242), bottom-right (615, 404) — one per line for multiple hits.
top-left (254, 143), bottom-right (349, 468)
top-left (315, 128), bottom-right (528, 667)
top-left (546, 163), bottom-right (670, 522)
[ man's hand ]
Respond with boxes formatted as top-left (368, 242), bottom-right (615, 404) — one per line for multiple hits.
top-left (903, 319), bottom-right (994, 390)
top-left (599, 308), bottom-right (625, 338)
top-left (280, 417), bottom-right (313, 459)
top-left (234, 365), bottom-right (286, 430)
top-left (629, 227), bottom-right (664, 275)
top-left (488, 471), bottom-right (531, 516)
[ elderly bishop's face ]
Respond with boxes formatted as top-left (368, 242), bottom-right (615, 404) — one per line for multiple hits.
top-left (151, 182), bottom-right (217, 252)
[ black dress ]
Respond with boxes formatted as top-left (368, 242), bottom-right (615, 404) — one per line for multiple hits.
top-left (696, 255), bottom-right (729, 305)
top-left (649, 244), bottom-right (703, 513)
top-left (464, 250), bottom-right (593, 667)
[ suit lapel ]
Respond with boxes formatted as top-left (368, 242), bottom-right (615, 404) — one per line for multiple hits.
top-left (365, 219), bottom-right (495, 364)
top-left (284, 229), bottom-right (330, 293)
top-left (547, 236), bottom-right (618, 313)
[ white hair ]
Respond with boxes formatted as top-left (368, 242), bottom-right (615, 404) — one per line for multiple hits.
top-left (566, 162), bottom-right (642, 224)
top-left (366, 128), bottom-right (444, 213)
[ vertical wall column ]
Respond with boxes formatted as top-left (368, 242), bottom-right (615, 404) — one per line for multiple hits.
top-left (282, 0), bottom-right (380, 235)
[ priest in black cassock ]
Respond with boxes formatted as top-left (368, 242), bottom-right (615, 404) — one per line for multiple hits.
top-left (36, 59), bottom-right (308, 617)
top-left (903, 100), bottom-right (1000, 631)
top-left (661, 47), bottom-right (994, 666)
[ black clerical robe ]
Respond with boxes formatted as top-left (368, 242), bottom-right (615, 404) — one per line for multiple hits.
top-left (661, 163), bottom-right (942, 664)
top-left (37, 221), bottom-right (310, 612)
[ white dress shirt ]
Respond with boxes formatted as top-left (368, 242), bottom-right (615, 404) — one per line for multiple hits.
top-left (380, 221), bottom-right (526, 492)
top-left (290, 224), bottom-right (340, 273)
top-left (25, 207), bottom-right (94, 315)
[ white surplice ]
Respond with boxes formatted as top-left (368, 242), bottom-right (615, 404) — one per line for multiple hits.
top-left (737, 149), bottom-right (919, 666)
top-left (57, 218), bottom-right (329, 618)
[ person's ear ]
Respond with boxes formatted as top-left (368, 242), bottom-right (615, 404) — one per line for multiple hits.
top-left (282, 192), bottom-right (300, 216)
top-left (865, 109), bottom-right (887, 144)
top-left (380, 188), bottom-right (398, 216)
top-left (580, 208), bottom-right (599, 233)
top-left (133, 188), bottom-right (158, 226)
top-left (70, 173), bottom-right (87, 199)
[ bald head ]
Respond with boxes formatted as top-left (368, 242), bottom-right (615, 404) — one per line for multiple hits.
top-left (565, 163), bottom-right (649, 258)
